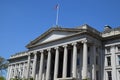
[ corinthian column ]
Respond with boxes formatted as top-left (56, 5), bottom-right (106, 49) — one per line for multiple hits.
top-left (32, 52), bottom-right (37, 79)
top-left (54, 47), bottom-right (59, 80)
top-left (72, 42), bottom-right (77, 78)
top-left (62, 45), bottom-right (68, 78)
top-left (39, 51), bottom-right (44, 80)
top-left (46, 49), bottom-right (51, 80)
top-left (82, 40), bottom-right (88, 79)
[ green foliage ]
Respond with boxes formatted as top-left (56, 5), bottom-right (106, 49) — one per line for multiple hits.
top-left (10, 77), bottom-right (34, 80)
top-left (0, 56), bottom-right (8, 76)
top-left (0, 76), bottom-right (5, 80)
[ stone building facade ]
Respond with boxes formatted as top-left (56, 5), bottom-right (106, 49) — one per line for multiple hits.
top-left (7, 24), bottom-right (120, 80)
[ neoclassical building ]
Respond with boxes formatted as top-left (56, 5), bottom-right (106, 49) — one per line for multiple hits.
top-left (7, 24), bottom-right (120, 80)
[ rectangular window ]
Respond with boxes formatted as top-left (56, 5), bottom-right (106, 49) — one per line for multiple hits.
top-left (77, 58), bottom-right (80, 65)
top-left (88, 47), bottom-right (90, 52)
top-left (96, 47), bottom-right (98, 53)
top-left (107, 56), bottom-right (111, 66)
top-left (88, 56), bottom-right (90, 64)
top-left (119, 71), bottom-right (120, 80)
top-left (107, 71), bottom-right (112, 80)
top-left (96, 56), bottom-right (98, 65)
top-left (96, 71), bottom-right (99, 80)
top-left (118, 55), bottom-right (120, 65)
top-left (118, 46), bottom-right (120, 51)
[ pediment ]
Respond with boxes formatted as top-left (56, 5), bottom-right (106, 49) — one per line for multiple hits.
top-left (39, 31), bottom-right (71, 43)
top-left (26, 27), bottom-right (80, 48)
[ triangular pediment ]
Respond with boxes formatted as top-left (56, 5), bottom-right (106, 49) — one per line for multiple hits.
top-left (39, 31), bottom-right (71, 43)
top-left (26, 27), bottom-right (80, 48)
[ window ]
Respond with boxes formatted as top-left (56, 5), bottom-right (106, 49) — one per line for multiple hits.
top-left (96, 56), bottom-right (98, 65)
top-left (77, 58), bottom-right (80, 65)
top-left (96, 71), bottom-right (99, 80)
top-left (88, 47), bottom-right (90, 52)
top-left (88, 56), bottom-right (90, 64)
top-left (96, 47), bottom-right (98, 53)
top-left (118, 46), bottom-right (120, 51)
top-left (107, 56), bottom-right (111, 66)
top-left (107, 71), bottom-right (112, 80)
top-left (119, 71), bottom-right (120, 80)
top-left (118, 55), bottom-right (120, 65)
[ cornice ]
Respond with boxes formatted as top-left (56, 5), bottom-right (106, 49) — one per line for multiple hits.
top-left (26, 27), bottom-right (83, 48)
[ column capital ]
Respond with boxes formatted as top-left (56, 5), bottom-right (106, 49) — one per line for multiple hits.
top-left (72, 42), bottom-right (77, 46)
top-left (28, 52), bottom-right (31, 56)
top-left (47, 48), bottom-right (51, 52)
top-left (33, 51), bottom-right (37, 55)
top-left (40, 50), bottom-right (44, 53)
top-left (55, 46), bottom-right (59, 50)
top-left (81, 39), bottom-right (87, 43)
top-left (63, 44), bottom-right (67, 48)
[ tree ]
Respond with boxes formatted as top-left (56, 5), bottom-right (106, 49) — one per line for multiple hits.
top-left (0, 56), bottom-right (8, 76)
top-left (0, 76), bottom-right (5, 80)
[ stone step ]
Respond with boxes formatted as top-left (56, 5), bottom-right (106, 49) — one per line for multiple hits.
top-left (57, 77), bottom-right (76, 80)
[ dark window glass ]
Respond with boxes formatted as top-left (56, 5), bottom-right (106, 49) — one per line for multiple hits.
top-left (118, 46), bottom-right (120, 51)
top-left (118, 55), bottom-right (120, 65)
top-left (107, 56), bottom-right (111, 66)
top-left (88, 47), bottom-right (90, 52)
top-left (88, 56), bottom-right (90, 64)
top-left (96, 56), bottom-right (98, 65)
top-left (77, 58), bottom-right (80, 65)
top-left (107, 71), bottom-right (112, 80)
top-left (96, 71), bottom-right (99, 80)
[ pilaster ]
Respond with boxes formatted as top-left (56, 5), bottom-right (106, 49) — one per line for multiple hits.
top-left (111, 45), bottom-right (117, 80)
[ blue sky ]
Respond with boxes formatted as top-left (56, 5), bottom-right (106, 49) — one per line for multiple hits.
top-left (0, 0), bottom-right (120, 59)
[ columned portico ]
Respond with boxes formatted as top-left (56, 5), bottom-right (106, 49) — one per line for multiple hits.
top-left (8, 24), bottom-right (120, 80)
top-left (82, 40), bottom-right (88, 79)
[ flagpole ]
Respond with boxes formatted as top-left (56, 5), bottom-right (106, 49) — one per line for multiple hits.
top-left (56, 4), bottom-right (59, 26)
